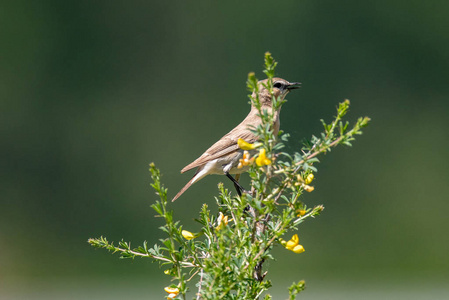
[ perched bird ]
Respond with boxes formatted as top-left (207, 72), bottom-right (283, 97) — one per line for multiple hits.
top-left (172, 78), bottom-right (300, 201)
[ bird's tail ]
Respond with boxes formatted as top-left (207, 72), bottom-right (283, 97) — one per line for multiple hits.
top-left (172, 171), bottom-right (199, 202)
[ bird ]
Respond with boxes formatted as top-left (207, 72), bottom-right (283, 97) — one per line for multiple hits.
top-left (172, 78), bottom-right (300, 201)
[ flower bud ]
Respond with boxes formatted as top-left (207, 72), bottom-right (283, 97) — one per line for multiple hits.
top-left (305, 173), bottom-right (314, 185)
top-left (181, 230), bottom-right (195, 240)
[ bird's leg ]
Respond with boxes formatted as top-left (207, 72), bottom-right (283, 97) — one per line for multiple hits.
top-left (234, 174), bottom-right (241, 196)
top-left (225, 172), bottom-right (247, 196)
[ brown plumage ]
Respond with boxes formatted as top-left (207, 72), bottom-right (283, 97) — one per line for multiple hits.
top-left (172, 78), bottom-right (300, 201)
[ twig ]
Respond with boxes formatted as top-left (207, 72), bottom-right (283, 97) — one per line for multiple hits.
top-left (196, 268), bottom-right (204, 300)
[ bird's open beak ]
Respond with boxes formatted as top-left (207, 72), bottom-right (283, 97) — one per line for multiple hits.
top-left (286, 82), bottom-right (301, 90)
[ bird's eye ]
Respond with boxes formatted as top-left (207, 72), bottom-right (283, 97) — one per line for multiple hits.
top-left (273, 82), bottom-right (284, 89)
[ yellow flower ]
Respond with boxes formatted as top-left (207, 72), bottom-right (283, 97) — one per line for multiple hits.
top-left (303, 185), bottom-right (314, 192)
top-left (164, 287), bottom-right (179, 295)
top-left (165, 286), bottom-right (180, 299)
top-left (292, 244), bottom-right (305, 254)
top-left (238, 150), bottom-right (255, 169)
top-left (285, 234), bottom-right (299, 250)
top-left (216, 212), bottom-right (230, 230)
top-left (181, 230), bottom-right (195, 240)
top-left (305, 173), bottom-right (314, 185)
top-left (237, 138), bottom-right (260, 150)
top-left (296, 209), bottom-right (306, 217)
top-left (167, 293), bottom-right (177, 300)
top-left (255, 148), bottom-right (272, 166)
top-left (283, 234), bottom-right (305, 254)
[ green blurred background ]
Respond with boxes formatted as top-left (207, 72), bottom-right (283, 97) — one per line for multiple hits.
top-left (2, 1), bottom-right (449, 299)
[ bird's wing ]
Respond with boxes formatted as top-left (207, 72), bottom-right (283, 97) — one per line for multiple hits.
top-left (181, 129), bottom-right (258, 173)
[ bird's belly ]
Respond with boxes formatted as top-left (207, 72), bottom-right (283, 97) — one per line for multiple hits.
top-left (228, 165), bottom-right (250, 174)
top-left (202, 151), bottom-right (250, 175)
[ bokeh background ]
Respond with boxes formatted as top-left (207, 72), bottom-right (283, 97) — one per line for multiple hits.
top-left (2, 1), bottom-right (449, 299)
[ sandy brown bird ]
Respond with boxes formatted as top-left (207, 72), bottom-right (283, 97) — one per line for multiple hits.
top-left (172, 78), bottom-right (300, 201)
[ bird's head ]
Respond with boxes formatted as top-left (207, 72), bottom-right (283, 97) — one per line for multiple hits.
top-left (254, 78), bottom-right (301, 106)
